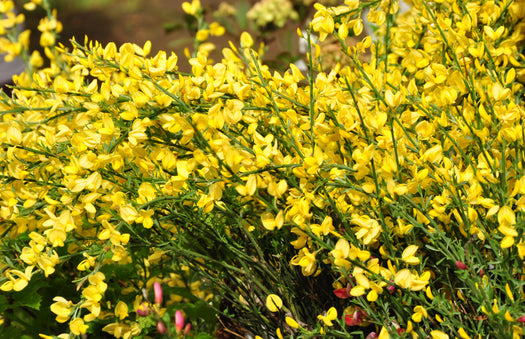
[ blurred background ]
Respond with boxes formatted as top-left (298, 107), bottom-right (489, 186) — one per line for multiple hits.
top-left (18, 0), bottom-right (329, 73)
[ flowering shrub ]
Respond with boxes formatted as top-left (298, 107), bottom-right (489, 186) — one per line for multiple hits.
top-left (1, 0), bottom-right (525, 338)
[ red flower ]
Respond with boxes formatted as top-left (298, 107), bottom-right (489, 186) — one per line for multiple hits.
top-left (517, 315), bottom-right (525, 323)
top-left (334, 288), bottom-right (350, 299)
top-left (345, 309), bottom-right (367, 326)
top-left (456, 260), bottom-right (467, 270)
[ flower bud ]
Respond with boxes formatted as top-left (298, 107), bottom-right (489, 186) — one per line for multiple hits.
top-left (365, 332), bottom-right (378, 339)
top-left (157, 321), bottom-right (167, 334)
top-left (517, 315), bottom-right (525, 323)
top-left (456, 261), bottom-right (467, 270)
top-left (153, 281), bottom-right (163, 304)
top-left (136, 302), bottom-right (150, 317)
top-left (175, 310), bottom-right (185, 333)
top-left (184, 322), bottom-right (191, 335)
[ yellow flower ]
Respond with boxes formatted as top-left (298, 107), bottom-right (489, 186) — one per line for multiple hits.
top-left (266, 294), bottom-right (283, 312)
top-left (182, 0), bottom-right (201, 16)
top-left (50, 296), bottom-right (72, 323)
top-left (285, 316), bottom-right (299, 329)
top-left (310, 5), bottom-right (335, 41)
top-left (115, 301), bottom-right (129, 320)
top-left (196, 29), bottom-right (209, 42)
top-left (498, 206), bottom-right (517, 248)
top-left (317, 307), bottom-right (337, 326)
top-left (458, 327), bottom-right (471, 339)
top-left (430, 330), bottom-right (449, 339)
top-left (412, 305), bottom-right (428, 323)
top-left (1, 266), bottom-right (34, 292)
top-left (352, 216), bottom-right (381, 245)
top-left (69, 318), bottom-right (88, 335)
top-left (209, 22), bottom-right (225, 36)
top-left (260, 210), bottom-right (284, 231)
top-left (401, 245), bottom-right (420, 265)
top-left (290, 248), bottom-right (317, 276)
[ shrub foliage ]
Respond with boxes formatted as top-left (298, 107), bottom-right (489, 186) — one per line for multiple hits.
top-left (1, 0), bottom-right (525, 338)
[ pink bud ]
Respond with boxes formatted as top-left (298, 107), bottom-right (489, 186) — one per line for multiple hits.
top-left (175, 310), bottom-right (185, 333)
top-left (136, 302), bottom-right (150, 316)
top-left (365, 332), bottom-right (378, 339)
top-left (184, 322), bottom-right (191, 335)
top-left (517, 315), bottom-right (525, 323)
top-left (387, 284), bottom-right (395, 294)
top-left (456, 260), bottom-right (467, 270)
top-left (157, 321), bottom-right (167, 334)
top-left (153, 281), bottom-right (163, 304)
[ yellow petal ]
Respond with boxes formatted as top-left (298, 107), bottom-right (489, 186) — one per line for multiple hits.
top-left (266, 294), bottom-right (283, 312)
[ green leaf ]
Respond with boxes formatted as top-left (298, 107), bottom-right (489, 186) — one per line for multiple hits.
top-left (235, 0), bottom-right (250, 30)
top-left (11, 278), bottom-right (46, 311)
top-left (0, 294), bottom-right (8, 313)
top-left (0, 325), bottom-right (25, 339)
top-left (137, 315), bottom-right (157, 330)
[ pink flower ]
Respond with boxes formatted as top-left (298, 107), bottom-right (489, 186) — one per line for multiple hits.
top-left (175, 310), bottom-right (185, 333)
top-left (456, 260), bottom-right (467, 270)
top-left (184, 322), bottom-right (191, 335)
top-left (153, 281), bottom-right (163, 304)
top-left (157, 321), bottom-right (167, 334)
top-left (136, 302), bottom-right (150, 316)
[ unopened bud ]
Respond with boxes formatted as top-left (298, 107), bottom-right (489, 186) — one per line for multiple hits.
top-left (157, 321), bottom-right (167, 334)
top-left (175, 310), bottom-right (185, 333)
top-left (153, 281), bottom-right (163, 304)
top-left (456, 260), bottom-right (467, 270)
top-left (184, 322), bottom-right (191, 335)
top-left (136, 302), bottom-right (150, 316)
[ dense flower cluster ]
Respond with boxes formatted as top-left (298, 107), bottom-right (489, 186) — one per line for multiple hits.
top-left (0, 0), bottom-right (525, 338)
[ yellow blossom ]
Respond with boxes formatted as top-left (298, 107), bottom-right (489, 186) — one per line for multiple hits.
top-left (266, 294), bottom-right (283, 312)
top-left (317, 307), bottom-right (337, 326)
top-left (50, 297), bottom-right (72, 323)
top-left (69, 318), bottom-right (88, 335)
